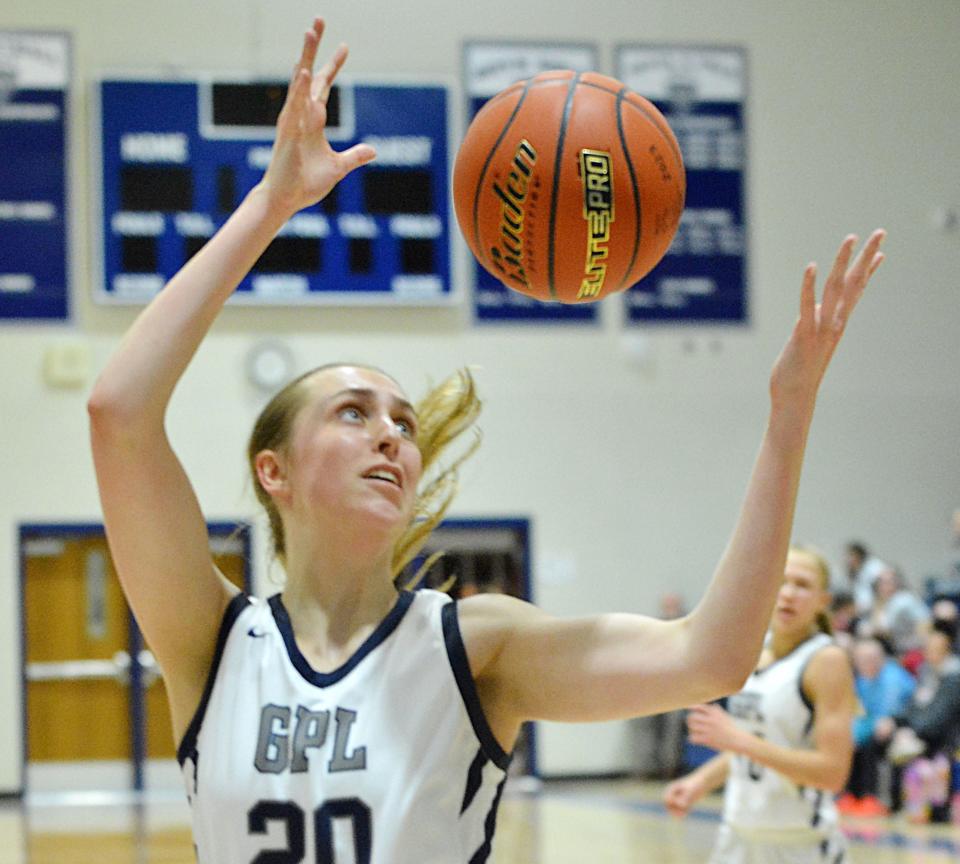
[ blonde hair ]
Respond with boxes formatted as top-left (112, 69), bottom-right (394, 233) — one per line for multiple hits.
top-left (247, 364), bottom-right (481, 585)
top-left (789, 544), bottom-right (833, 635)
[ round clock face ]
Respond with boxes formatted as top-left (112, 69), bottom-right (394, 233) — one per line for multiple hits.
top-left (246, 341), bottom-right (295, 392)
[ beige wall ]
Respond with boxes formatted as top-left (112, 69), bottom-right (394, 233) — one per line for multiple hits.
top-left (2, 0), bottom-right (959, 790)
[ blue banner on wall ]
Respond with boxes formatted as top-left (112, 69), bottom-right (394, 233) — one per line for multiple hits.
top-left (462, 42), bottom-right (600, 324)
top-left (615, 46), bottom-right (748, 325)
top-left (0, 32), bottom-right (70, 320)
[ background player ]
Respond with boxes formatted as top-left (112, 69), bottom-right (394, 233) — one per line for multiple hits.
top-left (664, 547), bottom-right (858, 863)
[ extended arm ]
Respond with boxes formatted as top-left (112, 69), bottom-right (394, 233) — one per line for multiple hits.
top-left (462, 232), bottom-right (886, 746)
top-left (87, 19), bottom-right (374, 738)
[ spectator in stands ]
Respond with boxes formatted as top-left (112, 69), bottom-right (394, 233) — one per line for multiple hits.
top-left (889, 623), bottom-right (960, 823)
top-left (845, 542), bottom-right (888, 615)
top-left (829, 590), bottom-right (859, 652)
top-left (925, 509), bottom-right (960, 605)
top-left (930, 598), bottom-right (958, 644)
top-left (837, 636), bottom-right (915, 816)
top-left (866, 566), bottom-right (930, 657)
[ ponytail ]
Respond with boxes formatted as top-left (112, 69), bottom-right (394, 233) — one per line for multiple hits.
top-left (815, 610), bottom-right (833, 635)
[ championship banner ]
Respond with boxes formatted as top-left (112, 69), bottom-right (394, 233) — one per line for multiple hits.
top-left (615, 46), bottom-right (748, 324)
top-left (462, 41), bottom-right (599, 324)
top-left (0, 32), bottom-right (70, 320)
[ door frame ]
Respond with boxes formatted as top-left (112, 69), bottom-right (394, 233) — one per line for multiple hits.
top-left (18, 520), bottom-right (251, 794)
top-left (425, 516), bottom-right (537, 776)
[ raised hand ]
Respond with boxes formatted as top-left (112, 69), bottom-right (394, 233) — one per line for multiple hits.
top-left (769, 229), bottom-right (886, 413)
top-left (260, 18), bottom-right (376, 216)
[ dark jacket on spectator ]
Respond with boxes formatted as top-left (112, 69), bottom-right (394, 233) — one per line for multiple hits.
top-left (899, 657), bottom-right (960, 754)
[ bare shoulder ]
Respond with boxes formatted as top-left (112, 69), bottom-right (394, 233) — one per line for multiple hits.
top-left (809, 643), bottom-right (852, 674)
top-left (457, 591), bottom-right (539, 619)
top-left (455, 593), bottom-right (547, 676)
top-left (803, 643), bottom-right (855, 702)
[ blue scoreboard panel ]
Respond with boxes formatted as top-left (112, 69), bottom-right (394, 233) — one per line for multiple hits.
top-left (95, 78), bottom-right (453, 305)
top-left (0, 32), bottom-right (70, 320)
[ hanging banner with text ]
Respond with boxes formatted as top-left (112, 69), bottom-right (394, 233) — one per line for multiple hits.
top-left (462, 41), bottom-right (599, 324)
top-left (615, 46), bottom-right (748, 325)
top-left (0, 32), bottom-right (70, 320)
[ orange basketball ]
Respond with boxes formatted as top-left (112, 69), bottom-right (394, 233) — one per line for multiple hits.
top-left (453, 70), bottom-right (685, 304)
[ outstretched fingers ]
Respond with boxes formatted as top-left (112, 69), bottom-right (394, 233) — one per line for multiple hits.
top-left (772, 229), bottom-right (887, 405)
top-left (819, 229), bottom-right (887, 332)
top-left (818, 234), bottom-right (857, 326)
top-left (849, 229), bottom-right (887, 293)
top-left (843, 229), bottom-right (886, 296)
top-left (799, 262), bottom-right (817, 329)
top-left (296, 18), bottom-right (325, 76)
top-left (833, 229), bottom-right (887, 330)
top-left (313, 43), bottom-right (349, 103)
top-left (278, 22), bottom-right (325, 133)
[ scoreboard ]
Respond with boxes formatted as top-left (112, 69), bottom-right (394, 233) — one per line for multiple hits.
top-left (95, 78), bottom-right (454, 305)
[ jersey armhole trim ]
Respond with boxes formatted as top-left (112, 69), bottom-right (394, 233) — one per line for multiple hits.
top-left (441, 601), bottom-right (511, 772)
top-left (176, 592), bottom-right (252, 766)
top-left (797, 637), bottom-right (833, 722)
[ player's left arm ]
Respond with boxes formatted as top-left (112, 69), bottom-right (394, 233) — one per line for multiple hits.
top-left (460, 592), bottom-right (720, 750)
top-left (463, 233), bottom-right (884, 745)
top-left (687, 645), bottom-right (856, 792)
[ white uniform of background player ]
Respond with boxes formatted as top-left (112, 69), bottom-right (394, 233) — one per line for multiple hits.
top-left (712, 632), bottom-right (847, 863)
top-left (179, 589), bottom-right (510, 863)
top-left (664, 548), bottom-right (857, 864)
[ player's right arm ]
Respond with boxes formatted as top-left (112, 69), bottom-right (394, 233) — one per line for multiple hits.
top-left (87, 185), bottom-right (288, 737)
top-left (663, 753), bottom-right (730, 819)
top-left (87, 19), bottom-right (374, 740)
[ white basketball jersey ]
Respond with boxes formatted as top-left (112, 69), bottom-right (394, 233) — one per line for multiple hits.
top-left (722, 632), bottom-right (840, 838)
top-left (177, 589), bottom-right (511, 863)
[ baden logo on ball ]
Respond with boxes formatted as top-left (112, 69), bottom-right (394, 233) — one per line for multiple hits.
top-left (453, 70), bottom-right (685, 304)
top-left (490, 139), bottom-right (537, 292)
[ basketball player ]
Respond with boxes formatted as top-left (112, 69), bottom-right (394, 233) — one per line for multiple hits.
top-left (88, 17), bottom-right (886, 863)
top-left (664, 548), bottom-right (858, 863)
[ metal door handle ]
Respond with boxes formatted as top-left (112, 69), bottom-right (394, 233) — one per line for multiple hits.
top-left (26, 650), bottom-right (131, 684)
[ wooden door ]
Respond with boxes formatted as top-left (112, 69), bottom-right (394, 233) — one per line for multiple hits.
top-left (24, 535), bottom-right (132, 761)
top-left (23, 527), bottom-right (249, 769)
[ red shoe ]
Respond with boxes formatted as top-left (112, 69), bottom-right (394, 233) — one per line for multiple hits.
top-left (857, 796), bottom-right (890, 818)
top-left (836, 793), bottom-right (860, 815)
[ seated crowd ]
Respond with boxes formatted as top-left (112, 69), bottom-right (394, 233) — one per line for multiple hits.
top-left (833, 535), bottom-right (960, 823)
